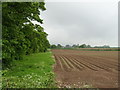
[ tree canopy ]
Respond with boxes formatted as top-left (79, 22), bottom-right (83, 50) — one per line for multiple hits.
top-left (2, 2), bottom-right (50, 68)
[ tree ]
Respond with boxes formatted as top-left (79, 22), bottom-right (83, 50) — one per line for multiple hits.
top-left (94, 45), bottom-right (110, 48)
top-left (79, 44), bottom-right (86, 48)
top-left (50, 44), bottom-right (57, 48)
top-left (103, 45), bottom-right (110, 48)
top-left (65, 45), bottom-right (71, 48)
top-left (72, 44), bottom-right (79, 48)
top-left (2, 2), bottom-right (49, 68)
top-left (86, 45), bottom-right (91, 48)
top-left (57, 44), bottom-right (62, 48)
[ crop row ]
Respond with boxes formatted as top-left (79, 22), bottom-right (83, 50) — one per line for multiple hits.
top-left (54, 54), bottom-right (118, 72)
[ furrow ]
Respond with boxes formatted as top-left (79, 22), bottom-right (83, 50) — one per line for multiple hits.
top-left (54, 55), bottom-right (59, 65)
top-left (58, 57), bottom-right (64, 71)
top-left (74, 55), bottom-right (114, 72)
top-left (62, 56), bottom-right (78, 70)
top-left (63, 55), bottom-right (83, 70)
top-left (77, 55), bottom-right (118, 71)
top-left (92, 55), bottom-right (118, 63)
top-left (59, 56), bottom-right (71, 69)
top-left (81, 55), bottom-right (118, 68)
top-left (68, 56), bottom-right (98, 71)
top-left (55, 55), bottom-right (64, 71)
top-left (67, 56), bottom-right (86, 69)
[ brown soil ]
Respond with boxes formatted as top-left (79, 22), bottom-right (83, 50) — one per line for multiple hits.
top-left (52, 49), bottom-right (118, 88)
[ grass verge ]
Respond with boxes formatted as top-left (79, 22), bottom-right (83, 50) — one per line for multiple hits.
top-left (2, 51), bottom-right (56, 88)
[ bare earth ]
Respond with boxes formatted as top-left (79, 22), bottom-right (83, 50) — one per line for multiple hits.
top-left (52, 49), bottom-right (119, 88)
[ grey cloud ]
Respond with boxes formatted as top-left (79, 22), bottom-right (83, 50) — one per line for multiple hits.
top-left (41, 1), bottom-right (118, 47)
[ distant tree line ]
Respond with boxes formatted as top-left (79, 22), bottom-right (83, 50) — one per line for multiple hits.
top-left (50, 44), bottom-right (110, 49)
top-left (2, 2), bottom-right (50, 68)
top-left (94, 45), bottom-right (110, 48)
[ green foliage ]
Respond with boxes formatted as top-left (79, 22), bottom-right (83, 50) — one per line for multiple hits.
top-left (65, 45), bottom-right (71, 48)
top-left (57, 44), bottom-right (62, 48)
top-left (2, 2), bottom-right (50, 68)
top-left (94, 45), bottom-right (110, 48)
top-left (0, 44), bottom-right (1, 55)
top-left (72, 44), bottom-right (79, 48)
top-left (50, 44), bottom-right (63, 49)
top-left (79, 44), bottom-right (92, 48)
top-left (2, 51), bottom-right (56, 88)
top-left (79, 44), bottom-right (87, 48)
top-left (2, 73), bottom-right (55, 88)
top-left (50, 44), bottom-right (57, 49)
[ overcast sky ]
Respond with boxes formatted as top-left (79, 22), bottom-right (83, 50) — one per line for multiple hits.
top-left (40, 0), bottom-right (119, 47)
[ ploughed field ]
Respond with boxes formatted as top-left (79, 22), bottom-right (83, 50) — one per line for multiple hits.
top-left (52, 49), bottom-right (119, 88)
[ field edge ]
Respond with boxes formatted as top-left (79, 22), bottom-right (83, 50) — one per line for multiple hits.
top-left (2, 51), bottom-right (57, 88)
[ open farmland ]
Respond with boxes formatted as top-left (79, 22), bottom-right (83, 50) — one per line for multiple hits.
top-left (52, 49), bottom-right (119, 88)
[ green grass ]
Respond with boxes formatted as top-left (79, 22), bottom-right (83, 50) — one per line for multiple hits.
top-left (2, 51), bottom-right (57, 88)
